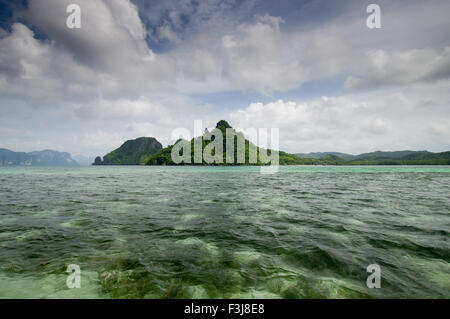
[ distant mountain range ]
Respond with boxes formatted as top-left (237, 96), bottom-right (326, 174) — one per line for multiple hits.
top-left (0, 149), bottom-right (78, 166)
top-left (93, 137), bottom-right (162, 165)
top-left (295, 151), bottom-right (450, 165)
top-left (295, 150), bottom-right (429, 160)
top-left (295, 152), bottom-right (357, 160)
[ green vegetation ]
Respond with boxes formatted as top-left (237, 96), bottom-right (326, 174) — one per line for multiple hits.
top-left (342, 151), bottom-right (450, 165)
top-left (94, 137), bottom-right (162, 165)
top-left (145, 121), bottom-right (315, 165)
top-left (295, 150), bottom-right (450, 165)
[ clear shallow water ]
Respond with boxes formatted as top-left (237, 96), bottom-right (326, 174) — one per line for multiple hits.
top-left (0, 166), bottom-right (449, 299)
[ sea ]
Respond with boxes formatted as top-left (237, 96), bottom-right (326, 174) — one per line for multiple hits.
top-left (0, 166), bottom-right (448, 298)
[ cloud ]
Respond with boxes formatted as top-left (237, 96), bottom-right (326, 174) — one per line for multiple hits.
top-left (0, 23), bottom-right (101, 102)
top-left (174, 14), bottom-right (350, 94)
top-left (220, 15), bottom-right (307, 93)
top-left (0, 0), bottom-right (450, 157)
top-left (134, 0), bottom-right (258, 41)
top-left (346, 47), bottom-right (450, 90)
top-left (229, 81), bottom-right (450, 153)
top-left (0, 0), bottom-right (177, 103)
top-left (27, 0), bottom-right (149, 66)
top-left (156, 22), bottom-right (180, 43)
top-left (4, 0), bottom-right (447, 99)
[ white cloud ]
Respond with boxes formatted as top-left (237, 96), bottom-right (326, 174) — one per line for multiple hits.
top-left (72, 98), bottom-right (164, 121)
top-left (228, 81), bottom-right (450, 153)
top-left (156, 22), bottom-right (180, 43)
top-left (0, 23), bottom-right (100, 102)
top-left (346, 47), bottom-right (450, 89)
top-left (173, 14), bottom-right (351, 95)
top-left (219, 15), bottom-right (307, 94)
top-left (0, 0), bottom-right (177, 102)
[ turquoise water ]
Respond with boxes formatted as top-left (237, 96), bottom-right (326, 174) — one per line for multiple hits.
top-left (0, 166), bottom-right (449, 298)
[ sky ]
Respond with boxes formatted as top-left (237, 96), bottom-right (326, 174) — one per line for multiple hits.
top-left (0, 0), bottom-right (449, 157)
